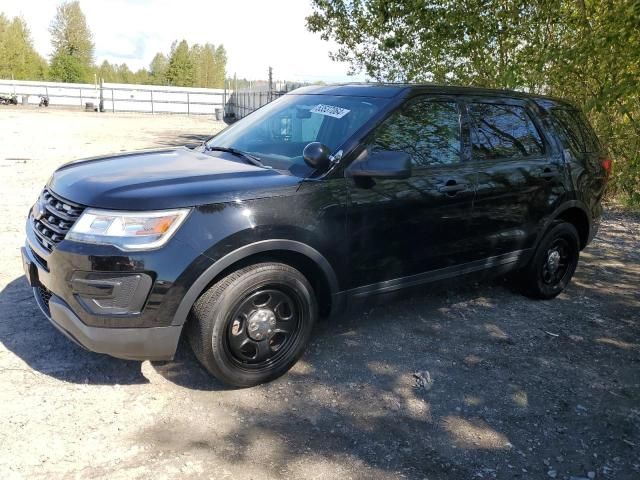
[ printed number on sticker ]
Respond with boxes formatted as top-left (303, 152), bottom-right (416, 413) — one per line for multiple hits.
top-left (310, 104), bottom-right (351, 119)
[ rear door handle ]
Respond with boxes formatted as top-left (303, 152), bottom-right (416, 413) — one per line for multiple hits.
top-left (540, 167), bottom-right (559, 180)
top-left (438, 180), bottom-right (468, 194)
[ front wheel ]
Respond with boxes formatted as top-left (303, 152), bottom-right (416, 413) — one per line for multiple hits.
top-left (519, 222), bottom-right (580, 299)
top-left (186, 262), bottom-right (317, 387)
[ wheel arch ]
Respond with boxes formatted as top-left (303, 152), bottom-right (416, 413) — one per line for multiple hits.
top-left (542, 201), bottom-right (592, 250)
top-left (171, 240), bottom-right (340, 327)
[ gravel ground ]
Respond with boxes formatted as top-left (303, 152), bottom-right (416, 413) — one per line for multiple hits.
top-left (1, 108), bottom-right (639, 480)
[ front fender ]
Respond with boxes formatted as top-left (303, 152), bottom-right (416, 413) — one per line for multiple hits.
top-left (170, 239), bottom-right (340, 327)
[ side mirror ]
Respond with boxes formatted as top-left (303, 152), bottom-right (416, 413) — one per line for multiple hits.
top-left (346, 149), bottom-right (412, 179)
top-left (303, 142), bottom-right (332, 171)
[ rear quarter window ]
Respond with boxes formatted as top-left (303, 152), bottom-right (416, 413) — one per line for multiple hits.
top-left (550, 107), bottom-right (601, 154)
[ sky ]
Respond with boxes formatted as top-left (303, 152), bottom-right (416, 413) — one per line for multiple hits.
top-left (1, 0), bottom-right (366, 83)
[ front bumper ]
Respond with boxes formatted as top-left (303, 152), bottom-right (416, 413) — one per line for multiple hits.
top-left (21, 239), bottom-right (185, 362)
top-left (37, 288), bottom-right (181, 361)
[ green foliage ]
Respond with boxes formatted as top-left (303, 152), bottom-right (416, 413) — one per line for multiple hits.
top-left (149, 53), bottom-right (169, 85)
top-left (0, 6), bottom-right (228, 90)
top-left (49, 1), bottom-right (94, 82)
top-left (190, 43), bottom-right (227, 88)
top-left (96, 60), bottom-right (116, 82)
top-left (212, 45), bottom-right (227, 88)
top-left (166, 40), bottom-right (193, 87)
top-left (0, 14), bottom-right (47, 80)
top-left (49, 52), bottom-right (86, 83)
top-left (308, 0), bottom-right (640, 205)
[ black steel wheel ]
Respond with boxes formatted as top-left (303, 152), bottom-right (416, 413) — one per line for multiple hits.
top-left (187, 262), bottom-right (317, 387)
top-left (540, 238), bottom-right (572, 286)
top-left (520, 222), bottom-right (580, 299)
top-left (224, 287), bottom-right (303, 369)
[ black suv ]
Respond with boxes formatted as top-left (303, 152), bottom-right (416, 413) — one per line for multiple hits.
top-left (22, 84), bottom-right (609, 386)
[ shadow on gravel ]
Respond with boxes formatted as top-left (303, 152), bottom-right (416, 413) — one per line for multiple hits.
top-left (137, 267), bottom-right (639, 478)
top-left (145, 214), bottom-right (638, 478)
top-left (150, 339), bottom-right (231, 391)
top-left (0, 276), bottom-right (148, 385)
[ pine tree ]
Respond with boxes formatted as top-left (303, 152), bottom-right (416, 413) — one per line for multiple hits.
top-left (166, 40), bottom-right (193, 86)
top-left (212, 45), bottom-right (227, 88)
top-left (189, 43), bottom-right (204, 87)
top-left (187, 43), bottom-right (226, 87)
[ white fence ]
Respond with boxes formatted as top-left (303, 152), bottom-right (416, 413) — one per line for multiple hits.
top-left (0, 79), bottom-right (227, 115)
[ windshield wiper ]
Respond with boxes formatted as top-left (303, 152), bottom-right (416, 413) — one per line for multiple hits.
top-left (203, 145), bottom-right (266, 168)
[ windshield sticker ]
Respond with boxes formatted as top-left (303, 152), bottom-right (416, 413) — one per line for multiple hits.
top-left (310, 104), bottom-right (351, 119)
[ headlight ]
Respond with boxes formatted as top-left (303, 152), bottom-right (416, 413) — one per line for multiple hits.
top-left (67, 208), bottom-right (190, 251)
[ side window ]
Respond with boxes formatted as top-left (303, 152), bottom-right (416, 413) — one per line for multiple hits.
top-left (370, 100), bottom-right (461, 167)
top-left (469, 103), bottom-right (544, 160)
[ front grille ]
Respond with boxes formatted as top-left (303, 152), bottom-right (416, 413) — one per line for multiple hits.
top-left (35, 285), bottom-right (53, 317)
top-left (31, 188), bottom-right (84, 252)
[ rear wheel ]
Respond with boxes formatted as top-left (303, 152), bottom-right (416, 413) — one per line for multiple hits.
top-left (519, 222), bottom-right (580, 299)
top-left (187, 262), bottom-right (317, 387)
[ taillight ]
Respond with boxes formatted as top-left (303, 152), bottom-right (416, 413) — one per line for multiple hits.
top-left (601, 158), bottom-right (612, 177)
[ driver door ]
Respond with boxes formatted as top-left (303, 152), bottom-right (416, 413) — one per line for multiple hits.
top-left (346, 96), bottom-right (478, 291)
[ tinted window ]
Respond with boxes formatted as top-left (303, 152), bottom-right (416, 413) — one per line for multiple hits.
top-left (469, 103), bottom-right (544, 160)
top-left (371, 100), bottom-right (461, 167)
top-left (550, 107), bottom-right (600, 153)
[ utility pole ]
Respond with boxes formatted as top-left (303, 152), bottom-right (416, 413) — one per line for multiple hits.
top-left (268, 66), bottom-right (273, 102)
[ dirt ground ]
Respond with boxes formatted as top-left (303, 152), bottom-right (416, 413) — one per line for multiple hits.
top-left (1, 108), bottom-right (639, 480)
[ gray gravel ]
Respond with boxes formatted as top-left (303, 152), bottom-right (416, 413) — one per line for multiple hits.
top-left (1, 108), bottom-right (639, 479)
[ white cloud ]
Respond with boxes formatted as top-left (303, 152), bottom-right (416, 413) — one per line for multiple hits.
top-left (1, 0), bottom-right (365, 82)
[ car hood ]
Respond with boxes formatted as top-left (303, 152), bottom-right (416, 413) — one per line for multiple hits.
top-left (48, 147), bottom-right (299, 209)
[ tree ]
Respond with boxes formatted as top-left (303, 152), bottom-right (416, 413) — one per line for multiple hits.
top-left (115, 63), bottom-right (133, 83)
top-left (49, 52), bottom-right (86, 83)
top-left (133, 68), bottom-right (150, 85)
top-left (189, 43), bottom-right (226, 88)
top-left (166, 40), bottom-right (193, 86)
top-left (0, 14), bottom-right (47, 80)
top-left (189, 43), bottom-right (204, 87)
top-left (212, 45), bottom-right (227, 88)
top-left (96, 60), bottom-right (116, 82)
top-left (49, 1), bottom-right (94, 82)
top-left (307, 0), bottom-right (640, 205)
top-left (149, 52), bottom-right (168, 85)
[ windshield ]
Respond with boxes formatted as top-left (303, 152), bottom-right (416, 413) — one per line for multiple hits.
top-left (206, 94), bottom-right (390, 172)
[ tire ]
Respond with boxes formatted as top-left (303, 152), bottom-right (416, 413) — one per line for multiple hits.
top-left (186, 262), bottom-right (317, 387)
top-left (519, 222), bottom-right (580, 299)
